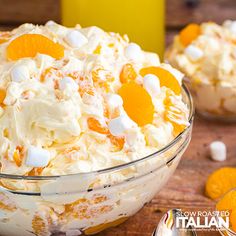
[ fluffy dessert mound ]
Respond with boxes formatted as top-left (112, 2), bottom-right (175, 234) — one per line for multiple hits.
top-left (166, 21), bottom-right (236, 116)
top-left (0, 22), bottom-right (189, 176)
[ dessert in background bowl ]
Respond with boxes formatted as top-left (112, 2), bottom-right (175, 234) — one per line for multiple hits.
top-left (0, 21), bottom-right (193, 235)
top-left (166, 21), bottom-right (236, 121)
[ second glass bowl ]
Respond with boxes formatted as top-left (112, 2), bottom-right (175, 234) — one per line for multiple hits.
top-left (184, 77), bottom-right (236, 121)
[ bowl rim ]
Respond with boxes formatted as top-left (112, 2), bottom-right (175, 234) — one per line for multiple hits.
top-left (0, 84), bottom-right (194, 180)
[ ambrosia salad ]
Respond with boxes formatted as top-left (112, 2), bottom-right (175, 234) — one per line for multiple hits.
top-left (0, 22), bottom-right (189, 176)
top-left (0, 22), bottom-right (191, 236)
top-left (166, 21), bottom-right (236, 119)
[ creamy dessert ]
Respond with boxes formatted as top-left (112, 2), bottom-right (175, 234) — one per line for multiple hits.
top-left (0, 22), bottom-right (191, 236)
top-left (166, 21), bottom-right (236, 119)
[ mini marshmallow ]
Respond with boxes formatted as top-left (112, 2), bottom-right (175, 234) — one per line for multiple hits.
top-left (228, 21), bottom-right (236, 34)
top-left (25, 146), bottom-right (51, 167)
top-left (143, 74), bottom-right (160, 96)
top-left (11, 65), bottom-right (30, 82)
top-left (125, 43), bottom-right (144, 61)
top-left (45, 20), bottom-right (56, 26)
top-left (209, 141), bottom-right (226, 162)
top-left (108, 114), bottom-right (135, 136)
top-left (184, 45), bottom-right (204, 62)
top-left (59, 77), bottom-right (79, 91)
top-left (106, 94), bottom-right (123, 109)
top-left (65, 30), bottom-right (88, 48)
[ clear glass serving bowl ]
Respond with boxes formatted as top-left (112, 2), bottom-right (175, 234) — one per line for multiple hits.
top-left (0, 85), bottom-right (194, 236)
top-left (184, 77), bottom-right (236, 122)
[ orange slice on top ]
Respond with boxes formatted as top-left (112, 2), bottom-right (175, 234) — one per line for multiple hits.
top-left (140, 66), bottom-right (181, 95)
top-left (7, 34), bottom-right (64, 61)
top-left (179, 23), bottom-right (201, 47)
top-left (118, 82), bottom-right (154, 126)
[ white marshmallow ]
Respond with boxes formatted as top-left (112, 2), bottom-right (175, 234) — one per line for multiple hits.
top-left (145, 52), bottom-right (160, 66)
top-left (59, 77), bottom-right (79, 91)
top-left (228, 21), bottom-right (236, 34)
top-left (11, 65), bottom-right (30, 82)
top-left (106, 94), bottom-right (123, 109)
top-left (143, 74), bottom-right (160, 96)
top-left (65, 30), bottom-right (88, 48)
top-left (125, 43), bottom-right (144, 61)
top-left (108, 115), bottom-right (135, 136)
top-left (184, 45), bottom-right (204, 61)
top-left (25, 146), bottom-right (50, 167)
top-left (209, 141), bottom-right (226, 162)
top-left (45, 20), bottom-right (56, 26)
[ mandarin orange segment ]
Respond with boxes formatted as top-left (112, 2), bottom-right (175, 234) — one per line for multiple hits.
top-left (163, 91), bottom-right (187, 136)
top-left (84, 217), bottom-right (128, 235)
top-left (32, 215), bottom-right (47, 236)
top-left (27, 167), bottom-right (44, 176)
top-left (230, 209), bottom-right (236, 232)
top-left (120, 63), bottom-right (137, 83)
top-left (108, 133), bottom-right (125, 151)
top-left (7, 34), bottom-right (64, 61)
top-left (13, 146), bottom-right (24, 167)
top-left (179, 23), bottom-right (201, 47)
top-left (140, 66), bottom-right (181, 95)
top-left (0, 89), bottom-right (6, 104)
top-left (206, 167), bottom-right (236, 200)
top-left (118, 82), bottom-right (154, 126)
top-left (87, 117), bottom-right (109, 134)
top-left (216, 190), bottom-right (236, 232)
top-left (216, 190), bottom-right (236, 212)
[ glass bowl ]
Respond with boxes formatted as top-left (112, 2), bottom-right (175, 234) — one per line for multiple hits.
top-left (0, 85), bottom-right (194, 236)
top-left (184, 77), bottom-right (236, 122)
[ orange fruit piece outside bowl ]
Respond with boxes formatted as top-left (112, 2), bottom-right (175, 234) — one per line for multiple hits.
top-left (140, 66), bottom-right (181, 95)
top-left (216, 189), bottom-right (236, 232)
top-left (206, 167), bottom-right (236, 200)
top-left (7, 34), bottom-right (64, 61)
